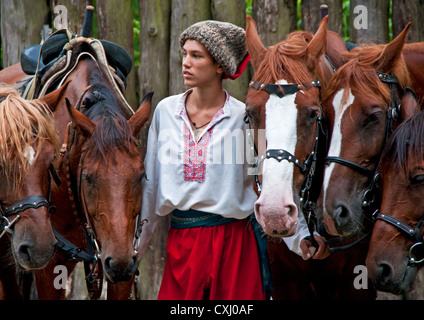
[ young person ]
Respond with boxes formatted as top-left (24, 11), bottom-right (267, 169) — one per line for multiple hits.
top-left (139, 20), bottom-right (266, 300)
top-left (139, 20), bottom-right (329, 300)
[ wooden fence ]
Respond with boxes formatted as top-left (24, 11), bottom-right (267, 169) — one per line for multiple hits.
top-left (1, 0), bottom-right (424, 299)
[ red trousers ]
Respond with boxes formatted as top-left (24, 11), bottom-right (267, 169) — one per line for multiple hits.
top-left (158, 219), bottom-right (265, 300)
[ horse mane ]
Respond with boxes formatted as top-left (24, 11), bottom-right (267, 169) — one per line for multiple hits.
top-left (322, 43), bottom-right (411, 108)
top-left (81, 81), bottom-right (136, 162)
top-left (0, 84), bottom-right (59, 189)
top-left (252, 31), bottom-right (325, 93)
top-left (381, 110), bottom-right (424, 179)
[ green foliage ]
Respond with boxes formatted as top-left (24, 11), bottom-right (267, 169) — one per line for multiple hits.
top-left (342, 0), bottom-right (350, 41)
top-left (133, 0), bottom-right (140, 67)
top-left (246, 0), bottom-right (253, 16)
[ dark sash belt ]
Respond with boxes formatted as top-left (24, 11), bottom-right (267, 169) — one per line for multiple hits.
top-left (170, 209), bottom-right (237, 229)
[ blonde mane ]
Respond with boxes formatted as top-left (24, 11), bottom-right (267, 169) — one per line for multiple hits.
top-left (0, 84), bottom-right (59, 189)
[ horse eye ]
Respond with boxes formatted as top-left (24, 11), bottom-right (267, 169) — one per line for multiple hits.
top-left (308, 110), bottom-right (318, 121)
top-left (83, 174), bottom-right (94, 185)
top-left (410, 174), bottom-right (424, 186)
top-left (368, 110), bottom-right (383, 124)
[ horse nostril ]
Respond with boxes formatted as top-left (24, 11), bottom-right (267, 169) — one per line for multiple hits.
top-left (334, 203), bottom-right (351, 225)
top-left (339, 205), bottom-right (349, 218)
top-left (104, 256), bottom-right (114, 274)
top-left (272, 229), bottom-right (289, 236)
top-left (377, 262), bottom-right (393, 287)
top-left (287, 204), bottom-right (296, 217)
top-left (18, 242), bottom-right (32, 262)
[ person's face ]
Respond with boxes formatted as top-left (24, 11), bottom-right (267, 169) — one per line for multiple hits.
top-left (182, 39), bottom-right (224, 88)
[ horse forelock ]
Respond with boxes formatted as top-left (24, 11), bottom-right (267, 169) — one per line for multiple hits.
top-left (0, 85), bottom-right (59, 189)
top-left (381, 110), bottom-right (424, 180)
top-left (323, 44), bottom-right (411, 109)
top-left (82, 86), bottom-right (135, 162)
top-left (252, 31), bottom-right (324, 97)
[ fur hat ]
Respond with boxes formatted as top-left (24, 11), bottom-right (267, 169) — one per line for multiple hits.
top-left (179, 20), bottom-right (249, 79)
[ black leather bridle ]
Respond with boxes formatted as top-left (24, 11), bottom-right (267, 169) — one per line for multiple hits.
top-left (0, 94), bottom-right (61, 238)
top-left (0, 163), bottom-right (61, 238)
top-left (248, 79), bottom-right (322, 186)
top-left (247, 78), bottom-right (324, 245)
top-left (325, 72), bottom-right (401, 211)
top-left (373, 211), bottom-right (424, 265)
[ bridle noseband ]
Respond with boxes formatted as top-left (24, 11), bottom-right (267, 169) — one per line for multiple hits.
top-left (374, 211), bottom-right (424, 266)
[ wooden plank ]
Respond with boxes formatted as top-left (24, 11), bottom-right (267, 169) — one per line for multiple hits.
top-left (392, 0), bottom-right (424, 42)
top-left (349, 0), bottom-right (389, 44)
top-left (1, 0), bottom-right (49, 67)
top-left (169, 0), bottom-right (211, 95)
top-left (136, 0), bottom-right (172, 300)
top-left (301, 0), bottom-right (343, 35)
top-left (212, 0), bottom-right (249, 102)
top-left (251, 0), bottom-right (297, 47)
top-left (97, 0), bottom-right (137, 109)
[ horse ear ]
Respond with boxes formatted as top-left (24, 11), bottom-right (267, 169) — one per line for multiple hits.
top-left (38, 79), bottom-right (72, 111)
top-left (65, 98), bottom-right (95, 137)
top-left (128, 92), bottom-right (152, 136)
top-left (400, 87), bottom-right (419, 121)
top-left (326, 30), bottom-right (348, 69)
top-left (245, 15), bottom-right (268, 71)
top-left (377, 22), bottom-right (411, 73)
top-left (306, 16), bottom-right (328, 71)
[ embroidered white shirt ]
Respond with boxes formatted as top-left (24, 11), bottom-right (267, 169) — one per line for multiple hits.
top-left (139, 90), bottom-right (257, 253)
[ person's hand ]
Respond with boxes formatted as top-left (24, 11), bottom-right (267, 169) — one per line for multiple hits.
top-left (300, 235), bottom-right (331, 260)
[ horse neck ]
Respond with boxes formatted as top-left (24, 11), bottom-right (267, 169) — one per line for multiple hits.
top-left (403, 43), bottom-right (424, 101)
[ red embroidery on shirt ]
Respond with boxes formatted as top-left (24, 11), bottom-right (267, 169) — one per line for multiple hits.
top-left (183, 126), bottom-right (212, 182)
top-left (182, 108), bottom-right (225, 182)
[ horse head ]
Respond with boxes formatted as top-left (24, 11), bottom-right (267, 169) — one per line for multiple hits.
top-left (65, 88), bottom-right (151, 283)
top-left (245, 15), bottom-right (331, 237)
top-left (366, 104), bottom-right (424, 296)
top-left (321, 23), bottom-right (416, 237)
top-left (0, 84), bottom-right (68, 269)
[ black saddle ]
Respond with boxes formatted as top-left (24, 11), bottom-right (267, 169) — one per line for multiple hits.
top-left (20, 44), bottom-right (44, 75)
top-left (20, 33), bottom-right (132, 82)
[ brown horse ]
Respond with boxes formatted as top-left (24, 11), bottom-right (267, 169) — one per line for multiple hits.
top-left (0, 36), bottom-right (151, 299)
top-left (245, 16), bottom-right (375, 300)
top-left (245, 15), bottom-right (331, 237)
top-left (320, 24), bottom-right (418, 238)
top-left (0, 84), bottom-right (67, 298)
top-left (33, 50), bottom-right (150, 299)
top-left (366, 107), bottom-right (424, 296)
